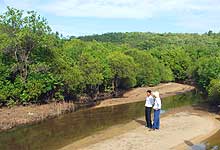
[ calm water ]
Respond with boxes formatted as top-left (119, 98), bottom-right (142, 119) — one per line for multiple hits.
top-left (0, 91), bottom-right (203, 150)
top-left (203, 130), bottom-right (220, 150)
top-left (189, 131), bottom-right (220, 150)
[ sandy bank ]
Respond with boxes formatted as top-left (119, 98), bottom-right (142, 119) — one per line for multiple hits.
top-left (60, 107), bottom-right (220, 150)
top-left (0, 82), bottom-right (194, 131)
top-left (96, 82), bottom-right (194, 108)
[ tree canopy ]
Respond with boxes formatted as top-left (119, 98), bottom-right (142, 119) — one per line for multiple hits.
top-left (1, 7), bottom-right (220, 106)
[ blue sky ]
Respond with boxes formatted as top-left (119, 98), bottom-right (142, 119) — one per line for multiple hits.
top-left (0, 0), bottom-right (220, 36)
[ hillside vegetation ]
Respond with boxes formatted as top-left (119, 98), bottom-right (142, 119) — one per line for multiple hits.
top-left (0, 7), bottom-right (220, 106)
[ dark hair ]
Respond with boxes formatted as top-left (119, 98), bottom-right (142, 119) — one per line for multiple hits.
top-left (146, 90), bottom-right (151, 93)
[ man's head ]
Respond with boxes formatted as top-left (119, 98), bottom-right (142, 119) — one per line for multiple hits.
top-left (146, 90), bottom-right (152, 96)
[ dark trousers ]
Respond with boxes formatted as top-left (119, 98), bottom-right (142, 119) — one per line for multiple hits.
top-left (153, 109), bottom-right (160, 129)
top-left (145, 107), bottom-right (152, 128)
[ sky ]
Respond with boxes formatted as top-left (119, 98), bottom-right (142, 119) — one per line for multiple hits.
top-left (0, 0), bottom-right (220, 37)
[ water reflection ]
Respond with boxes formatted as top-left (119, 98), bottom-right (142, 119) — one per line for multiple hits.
top-left (192, 115), bottom-right (220, 150)
top-left (189, 143), bottom-right (219, 150)
top-left (0, 91), bottom-right (202, 150)
top-left (189, 143), bottom-right (206, 150)
top-left (203, 130), bottom-right (220, 150)
top-left (160, 110), bottom-right (166, 114)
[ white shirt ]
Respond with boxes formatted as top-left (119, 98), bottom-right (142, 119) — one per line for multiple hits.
top-left (145, 95), bottom-right (154, 107)
top-left (153, 97), bottom-right (161, 110)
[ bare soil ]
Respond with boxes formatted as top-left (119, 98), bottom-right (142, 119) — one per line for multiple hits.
top-left (0, 102), bottom-right (75, 131)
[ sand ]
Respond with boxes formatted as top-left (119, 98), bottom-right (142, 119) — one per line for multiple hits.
top-left (59, 83), bottom-right (219, 150)
top-left (60, 108), bottom-right (220, 150)
top-left (96, 82), bottom-right (195, 108)
top-left (0, 82), bottom-right (194, 131)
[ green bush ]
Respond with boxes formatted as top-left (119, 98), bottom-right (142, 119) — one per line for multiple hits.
top-left (125, 49), bottom-right (162, 86)
top-left (208, 79), bottom-right (220, 103)
top-left (151, 49), bottom-right (192, 81)
top-left (194, 57), bottom-right (220, 90)
top-left (107, 51), bottom-right (137, 91)
top-left (159, 64), bottom-right (174, 83)
top-left (0, 73), bottom-right (62, 106)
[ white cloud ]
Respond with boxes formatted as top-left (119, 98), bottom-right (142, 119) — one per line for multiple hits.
top-left (3, 0), bottom-right (39, 9)
top-left (3, 0), bottom-right (220, 19)
top-left (2, 0), bottom-right (220, 33)
top-left (39, 0), bottom-right (154, 19)
top-left (37, 0), bottom-right (220, 19)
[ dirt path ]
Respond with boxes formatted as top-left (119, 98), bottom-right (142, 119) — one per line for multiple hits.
top-left (96, 82), bottom-right (194, 108)
top-left (60, 108), bottom-right (220, 150)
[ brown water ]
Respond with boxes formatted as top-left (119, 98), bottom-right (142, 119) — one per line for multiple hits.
top-left (208, 130), bottom-right (220, 146)
top-left (205, 130), bottom-right (220, 149)
top-left (0, 91), bottom-right (203, 150)
top-left (190, 112), bottom-right (220, 150)
top-left (190, 130), bottom-right (220, 150)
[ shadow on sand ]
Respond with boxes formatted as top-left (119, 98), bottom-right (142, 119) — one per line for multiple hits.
top-left (184, 140), bottom-right (194, 146)
top-left (134, 119), bottom-right (145, 126)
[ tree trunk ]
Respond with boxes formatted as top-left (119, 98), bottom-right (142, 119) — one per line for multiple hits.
top-left (112, 75), bottom-right (118, 97)
top-left (19, 50), bottom-right (30, 83)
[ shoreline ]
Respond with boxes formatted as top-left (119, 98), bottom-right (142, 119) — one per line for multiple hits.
top-left (60, 107), bottom-right (220, 150)
top-left (95, 82), bottom-right (195, 108)
top-left (0, 82), bottom-right (194, 132)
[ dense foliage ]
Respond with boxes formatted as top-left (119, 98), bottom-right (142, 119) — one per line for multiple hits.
top-left (1, 7), bottom-right (220, 106)
top-left (79, 33), bottom-right (220, 104)
top-left (208, 79), bottom-right (220, 103)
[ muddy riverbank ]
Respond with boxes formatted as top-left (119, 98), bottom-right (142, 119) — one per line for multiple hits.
top-left (0, 82), bottom-right (194, 132)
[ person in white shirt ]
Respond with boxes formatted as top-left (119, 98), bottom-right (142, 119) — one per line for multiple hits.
top-left (152, 91), bottom-right (161, 130)
top-left (145, 90), bottom-right (154, 128)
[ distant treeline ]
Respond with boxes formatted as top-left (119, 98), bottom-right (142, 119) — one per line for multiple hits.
top-left (0, 7), bottom-right (220, 106)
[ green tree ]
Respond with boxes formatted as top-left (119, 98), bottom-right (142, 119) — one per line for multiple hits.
top-left (0, 7), bottom-right (52, 82)
top-left (51, 46), bottom-right (83, 99)
top-left (107, 51), bottom-right (137, 96)
top-left (78, 52), bottom-right (104, 98)
top-left (194, 57), bottom-right (220, 90)
top-left (151, 49), bottom-right (191, 81)
top-left (0, 7), bottom-right (61, 105)
top-left (125, 49), bottom-right (163, 86)
top-left (208, 79), bottom-right (220, 104)
top-left (159, 63), bottom-right (174, 82)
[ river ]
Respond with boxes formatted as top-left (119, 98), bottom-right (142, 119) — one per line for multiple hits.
top-left (0, 91), bottom-right (218, 150)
